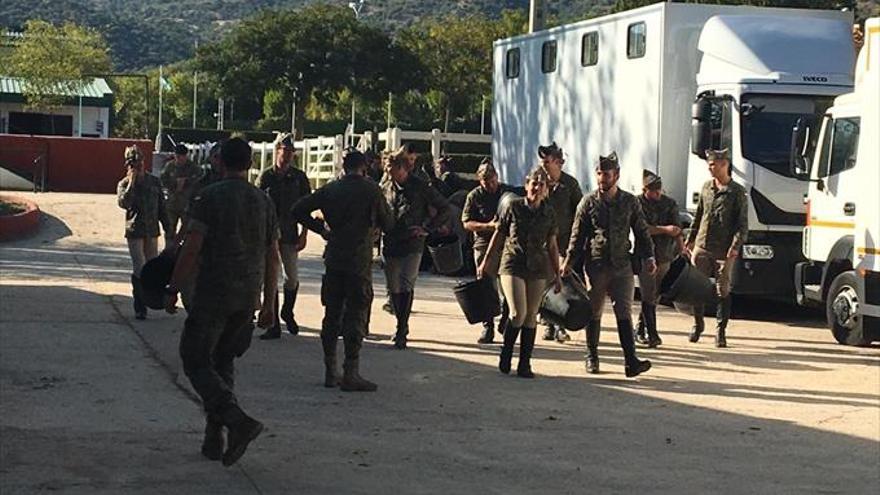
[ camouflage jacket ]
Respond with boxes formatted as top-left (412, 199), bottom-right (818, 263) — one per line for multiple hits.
top-left (686, 179), bottom-right (749, 259)
top-left (545, 171), bottom-right (583, 253)
top-left (638, 193), bottom-right (681, 263)
top-left (381, 175), bottom-right (451, 258)
top-left (117, 174), bottom-right (170, 239)
top-left (160, 160), bottom-right (202, 214)
top-left (293, 174), bottom-right (394, 278)
top-left (461, 184), bottom-right (513, 251)
top-left (258, 165), bottom-right (312, 244)
top-left (498, 197), bottom-right (558, 279)
top-left (567, 189), bottom-right (654, 269)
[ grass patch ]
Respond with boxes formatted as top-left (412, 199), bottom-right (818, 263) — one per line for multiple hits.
top-left (0, 199), bottom-right (27, 216)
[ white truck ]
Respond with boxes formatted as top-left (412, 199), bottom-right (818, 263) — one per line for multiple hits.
top-left (492, 2), bottom-right (854, 300)
top-left (791, 17), bottom-right (880, 345)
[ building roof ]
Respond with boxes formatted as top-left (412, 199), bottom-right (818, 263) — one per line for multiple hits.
top-left (0, 76), bottom-right (113, 98)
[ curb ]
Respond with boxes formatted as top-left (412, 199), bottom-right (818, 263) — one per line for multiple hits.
top-left (0, 194), bottom-right (41, 242)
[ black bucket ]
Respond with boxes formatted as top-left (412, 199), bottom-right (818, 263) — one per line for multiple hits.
top-left (140, 253), bottom-right (176, 310)
top-left (539, 273), bottom-right (591, 331)
top-left (660, 256), bottom-right (716, 306)
top-left (453, 278), bottom-right (501, 324)
top-left (427, 235), bottom-right (464, 275)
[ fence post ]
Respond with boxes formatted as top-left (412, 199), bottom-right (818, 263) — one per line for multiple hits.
top-left (363, 130), bottom-right (373, 151)
top-left (431, 128), bottom-right (441, 159)
top-left (334, 134), bottom-right (344, 176)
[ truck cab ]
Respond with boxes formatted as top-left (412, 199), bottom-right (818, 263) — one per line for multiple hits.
top-left (792, 18), bottom-right (880, 345)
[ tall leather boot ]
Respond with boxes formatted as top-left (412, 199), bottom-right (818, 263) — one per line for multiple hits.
top-left (643, 303), bottom-right (662, 348)
top-left (585, 319), bottom-right (601, 374)
top-left (689, 305), bottom-right (705, 343)
top-left (618, 318), bottom-right (651, 378)
top-left (219, 404), bottom-right (264, 467)
top-left (497, 299), bottom-right (509, 336)
top-left (258, 293), bottom-right (282, 340)
top-left (517, 327), bottom-right (536, 378)
top-left (478, 319), bottom-right (495, 344)
top-left (322, 335), bottom-right (341, 388)
top-left (201, 414), bottom-right (224, 461)
top-left (392, 291), bottom-right (413, 349)
top-left (498, 325), bottom-right (521, 374)
top-left (280, 285), bottom-right (299, 335)
top-left (715, 296), bottom-right (731, 348)
top-left (131, 275), bottom-right (146, 320)
top-left (340, 358), bottom-right (378, 392)
top-left (635, 308), bottom-right (648, 345)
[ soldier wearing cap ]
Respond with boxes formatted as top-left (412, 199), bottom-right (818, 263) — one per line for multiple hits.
top-left (161, 144), bottom-right (202, 245)
top-left (635, 171), bottom-right (683, 347)
top-left (461, 159), bottom-right (512, 343)
top-left (163, 137), bottom-right (280, 466)
top-left (117, 145), bottom-right (171, 320)
top-left (292, 148), bottom-right (395, 391)
top-left (684, 148), bottom-right (748, 348)
top-left (562, 152), bottom-right (654, 378)
top-left (257, 133), bottom-right (312, 339)
top-left (539, 142), bottom-right (584, 343)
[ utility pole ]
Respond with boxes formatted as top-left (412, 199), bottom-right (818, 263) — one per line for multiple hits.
top-left (192, 40), bottom-right (199, 128)
top-left (529, 0), bottom-right (544, 33)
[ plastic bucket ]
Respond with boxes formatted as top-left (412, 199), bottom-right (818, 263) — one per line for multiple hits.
top-left (140, 253), bottom-right (176, 310)
top-left (453, 278), bottom-right (501, 324)
top-left (660, 256), bottom-right (716, 306)
top-left (539, 273), bottom-right (591, 331)
top-left (427, 234), bottom-right (464, 275)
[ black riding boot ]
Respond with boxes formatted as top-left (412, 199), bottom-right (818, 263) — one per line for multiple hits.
top-left (499, 325), bottom-right (521, 374)
top-left (478, 320), bottom-right (495, 344)
top-left (585, 319), bottom-right (601, 374)
top-left (517, 327), bottom-right (536, 378)
top-left (280, 285), bottom-right (299, 335)
top-left (201, 414), bottom-right (224, 461)
top-left (618, 318), bottom-right (651, 378)
top-left (689, 305), bottom-right (705, 343)
top-left (258, 292), bottom-right (282, 340)
top-left (392, 291), bottom-right (413, 349)
top-left (321, 335), bottom-right (341, 388)
top-left (131, 275), bottom-right (147, 320)
top-left (635, 309), bottom-right (648, 345)
top-left (497, 299), bottom-right (510, 336)
top-left (715, 296), bottom-right (731, 348)
top-left (643, 302), bottom-right (662, 347)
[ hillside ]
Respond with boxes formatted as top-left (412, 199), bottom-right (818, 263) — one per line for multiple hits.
top-left (2, 0), bottom-right (877, 71)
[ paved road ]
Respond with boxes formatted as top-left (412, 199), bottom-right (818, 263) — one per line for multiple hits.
top-left (2, 193), bottom-right (878, 494)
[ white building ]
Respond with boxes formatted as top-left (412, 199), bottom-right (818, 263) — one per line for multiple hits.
top-left (0, 77), bottom-right (113, 138)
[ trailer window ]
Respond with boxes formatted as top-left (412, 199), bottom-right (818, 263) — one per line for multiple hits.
top-left (581, 32), bottom-right (599, 67)
top-left (542, 41), bottom-right (557, 74)
top-left (627, 22), bottom-right (646, 59)
top-left (819, 117), bottom-right (860, 178)
top-left (506, 48), bottom-right (520, 79)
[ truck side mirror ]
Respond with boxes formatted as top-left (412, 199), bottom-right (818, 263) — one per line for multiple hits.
top-left (789, 117), bottom-right (812, 180)
top-left (690, 97), bottom-right (712, 159)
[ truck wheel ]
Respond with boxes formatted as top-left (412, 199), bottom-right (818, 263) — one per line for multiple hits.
top-left (826, 271), bottom-right (868, 346)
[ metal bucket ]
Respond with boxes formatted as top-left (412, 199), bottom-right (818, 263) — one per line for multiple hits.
top-left (539, 273), bottom-right (591, 331)
top-left (453, 278), bottom-right (501, 324)
top-left (427, 234), bottom-right (464, 275)
top-left (660, 256), bottom-right (716, 306)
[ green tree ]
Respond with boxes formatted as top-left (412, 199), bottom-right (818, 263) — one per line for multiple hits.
top-left (5, 20), bottom-right (112, 110)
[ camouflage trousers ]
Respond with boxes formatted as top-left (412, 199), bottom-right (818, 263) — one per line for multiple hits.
top-left (321, 270), bottom-right (374, 361)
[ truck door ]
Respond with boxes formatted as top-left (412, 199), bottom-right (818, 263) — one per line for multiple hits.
top-left (806, 113), bottom-right (861, 262)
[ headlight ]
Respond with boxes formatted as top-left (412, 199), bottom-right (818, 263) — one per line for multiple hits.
top-left (742, 244), bottom-right (774, 260)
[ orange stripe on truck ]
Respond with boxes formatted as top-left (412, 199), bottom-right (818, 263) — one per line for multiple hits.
top-left (808, 218), bottom-right (855, 229)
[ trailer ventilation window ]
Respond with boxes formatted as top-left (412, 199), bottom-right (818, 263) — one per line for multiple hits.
top-left (627, 22), bottom-right (646, 59)
top-left (581, 32), bottom-right (599, 67)
top-left (506, 48), bottom-right (520, 79)
top-left (542, 41), bottom-right (557, 74)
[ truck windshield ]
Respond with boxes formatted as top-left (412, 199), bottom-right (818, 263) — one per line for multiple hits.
top-left (740, 94), bottom-right (835, 177)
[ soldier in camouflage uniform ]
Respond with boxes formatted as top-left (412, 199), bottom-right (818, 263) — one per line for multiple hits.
top-left (117, 145), bottom-right (171, 320)
top-left (382, 150), bottom-right (452, 349)
top-left (478, 166), bottom-right (562, 378)
top-left (684, 148), bottom-right (748, 348)
top-left (257, 134), bottom-right (312, 339)
top-left (635, 171), bottom-right (683, 347)
top-left (163, 137), bottom-right (280, 466)
top-left (293, 149), bottom-right (394, 391)
top-left (539, 142), bottom-right (583, 343)
top-left (161, 144), bottom-right (202, 244)
top-left (562, 153), bottom-right (654, 378)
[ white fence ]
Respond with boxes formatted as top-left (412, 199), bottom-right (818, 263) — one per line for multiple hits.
top-left (183, 127), bottom-right (491, 187)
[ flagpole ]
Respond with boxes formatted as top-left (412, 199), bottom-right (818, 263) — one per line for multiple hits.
top-left (155, 65), bottom-right (164, 151)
